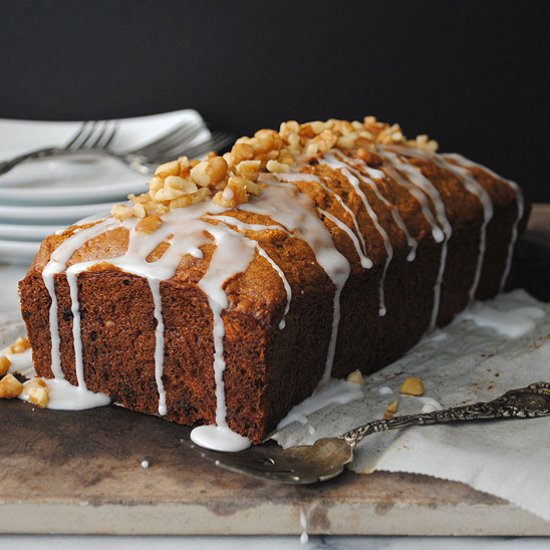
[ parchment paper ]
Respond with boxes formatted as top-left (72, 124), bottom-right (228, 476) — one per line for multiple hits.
top-left (273, 289), bottom-right (550, 522)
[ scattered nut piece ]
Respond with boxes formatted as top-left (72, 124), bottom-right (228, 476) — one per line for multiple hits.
top-left (383, 400), bottom-right (398, 420)
top-left (135, 215), bottom-right (163, 235)
top-left (0, 373), bottom-right (24, 398)
top-left (346, 369), bottom-right (364, 386)
top-left (399, 376), bottom-right (425, 396)
top-left (8, 336), bottom-right (31, 354)
top-left (27, 384), bottom-right (49, 408)
top-left (0, 355), bottom-right (11, 376)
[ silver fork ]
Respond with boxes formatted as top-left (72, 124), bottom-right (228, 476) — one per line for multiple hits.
top-left (111, 124), bottom-right (234, 174)
top-left (0, 120), bottom-right (234, 178)
top-left (0, 120), bottom-right (118, 178)
top-left (181, 130), bottom-right (235, 160)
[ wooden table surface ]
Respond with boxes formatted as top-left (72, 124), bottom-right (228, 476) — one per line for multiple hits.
top-left (1, 399), bottom-right (549, 536)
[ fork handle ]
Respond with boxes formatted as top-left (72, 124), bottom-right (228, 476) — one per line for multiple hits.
top-left (0, 146), bottom-right (156, 178)
top-left (0, 147), bottom-right (64, 176)
top-left (341, 381), bottom-right (550, 447)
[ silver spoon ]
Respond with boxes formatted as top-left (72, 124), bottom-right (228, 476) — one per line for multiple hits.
top-left (190, 381), bottom-right (550, 484)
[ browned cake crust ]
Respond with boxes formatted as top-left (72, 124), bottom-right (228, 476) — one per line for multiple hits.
top-left (19, 119), bottom-right (528, 443)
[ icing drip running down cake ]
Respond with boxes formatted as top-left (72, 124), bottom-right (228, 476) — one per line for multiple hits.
top-left (17, 117), bottom-right (527, 451)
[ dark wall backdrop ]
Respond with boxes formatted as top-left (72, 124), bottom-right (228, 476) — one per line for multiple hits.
top-left (1, 0), bottom-right (548, 201)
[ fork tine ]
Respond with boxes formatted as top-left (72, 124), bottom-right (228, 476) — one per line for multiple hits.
top-left (64, 121), bottom-right (92, 149)
top-left (87, 120), bottom-right (106, 148)
top-left (68, 120), bottom-right (100, 150)
top-left (88, 120), bottom-right (114, 149)
top-left (133, 120), bottom-right (205, 158)
top-left (182, 132), bottom-right (234, 159)
top-left (95, 120), bottom-right (119, 149)
top-left (126, 120), bottom-right (200, 156)
top-left (154, 130), bottom-right (233, 162)
top-left (140, 123), bottom-right (206, 159)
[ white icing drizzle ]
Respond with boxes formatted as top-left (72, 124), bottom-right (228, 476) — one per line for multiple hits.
top-left (241, 183), bottom-right (351, 383)
top-left (3, 347), bottom-right (35, 378)
top-left (277, 377), bottom-right (363, 430)
top-left (418, 396), bottom-right (443, 413)
top-left (318, 208), bottom-right (372, 271)
top-left (377, 152), bottom-right (444, 244)
top-left (438, 154), bottom-right (493, 302)
top-left (255, 245), bottom-right (293, 330)
top-left (203, 214), bottom-right (292, 330)
top-left (392, 147), bottom-right (495, 305)
top-left (335, 151), bottom-right (418, 261)
top-left (149, 278), bottom-right (167, 415)
top-left (380, 149), bottom-right (453, 330)
top-left (204, 214), bottom-right (285, 233)
top-left (196, 224), bottom-right (257, 428)
top-left (300, 507), bottom-right (309, 545)
top-left (67, 271), bottom-right (86, 388)
top-left (320, 154), bottom-right (392, 316)
top-left (43, 219), bottom-right (119, 379)
top-left (459, 302), bottom-right (544, 339)
top-left (190, 424), bottom-right (251, 452)
top-left (442, 153), bottom-right (523, 292)
top-left (19, 378), bottom-right (111, 410)
top-left (275, 172), bottom-right (372, 269)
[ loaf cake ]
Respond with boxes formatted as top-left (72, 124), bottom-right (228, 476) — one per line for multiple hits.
top-left (18, 117), bottom-right (527, 446)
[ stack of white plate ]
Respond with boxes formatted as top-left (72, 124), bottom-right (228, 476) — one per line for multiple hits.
top-left (0, 110), bottom-right (209, 265)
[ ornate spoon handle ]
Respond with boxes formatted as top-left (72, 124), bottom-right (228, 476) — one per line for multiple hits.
top-left (342, 381), bottom-right (550, 448)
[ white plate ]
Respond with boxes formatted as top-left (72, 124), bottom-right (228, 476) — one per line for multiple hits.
top-left (0, 202), bottom-right (112, 224)
top-left (0, 239), bottom-right (40, 265)
top-left (0, 110), bottom-right (209, 266)
top-left (0, 110), bottom-right (208, 205)
top-left (0, 223), bottom-right (61, 241)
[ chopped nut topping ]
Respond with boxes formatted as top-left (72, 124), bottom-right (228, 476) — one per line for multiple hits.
top-left (406, 134), bottom-right (438, 153)
top-left (111, 204), bottom-right (133, 221)
top-left (266, 160), bottom-right (290, 174)
top-left (154, 160), bottom-right (180, 179)
top-left (131, 203), bottom-right (147, 219)
top-left (0, 355), bottom-right (11, 377)
top-left (236, 159), bottom-right (261, 181)
top-left (346, 369), bottom-right (365, 386)
top-left (25, 378), bottom-right (49, 408)
top-left (399, 376), bottom-right (425, 396)
top-left (111, 117), bottom-right (437, 224)
top-left (213, 175), bottom-right (250, 208)
top-left (8, 336), bottom-right (31, 354)
top-left (0, 373), bottom-right (24, 398)
top-left (384, 399), bottom-right (399, 420)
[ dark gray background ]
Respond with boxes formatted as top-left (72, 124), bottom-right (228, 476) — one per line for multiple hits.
top-left (1, 0), bottom-right (548, 201)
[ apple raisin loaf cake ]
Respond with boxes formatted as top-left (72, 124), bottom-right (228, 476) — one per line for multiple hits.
top-left (19, 117), bottom-right (527, 445)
